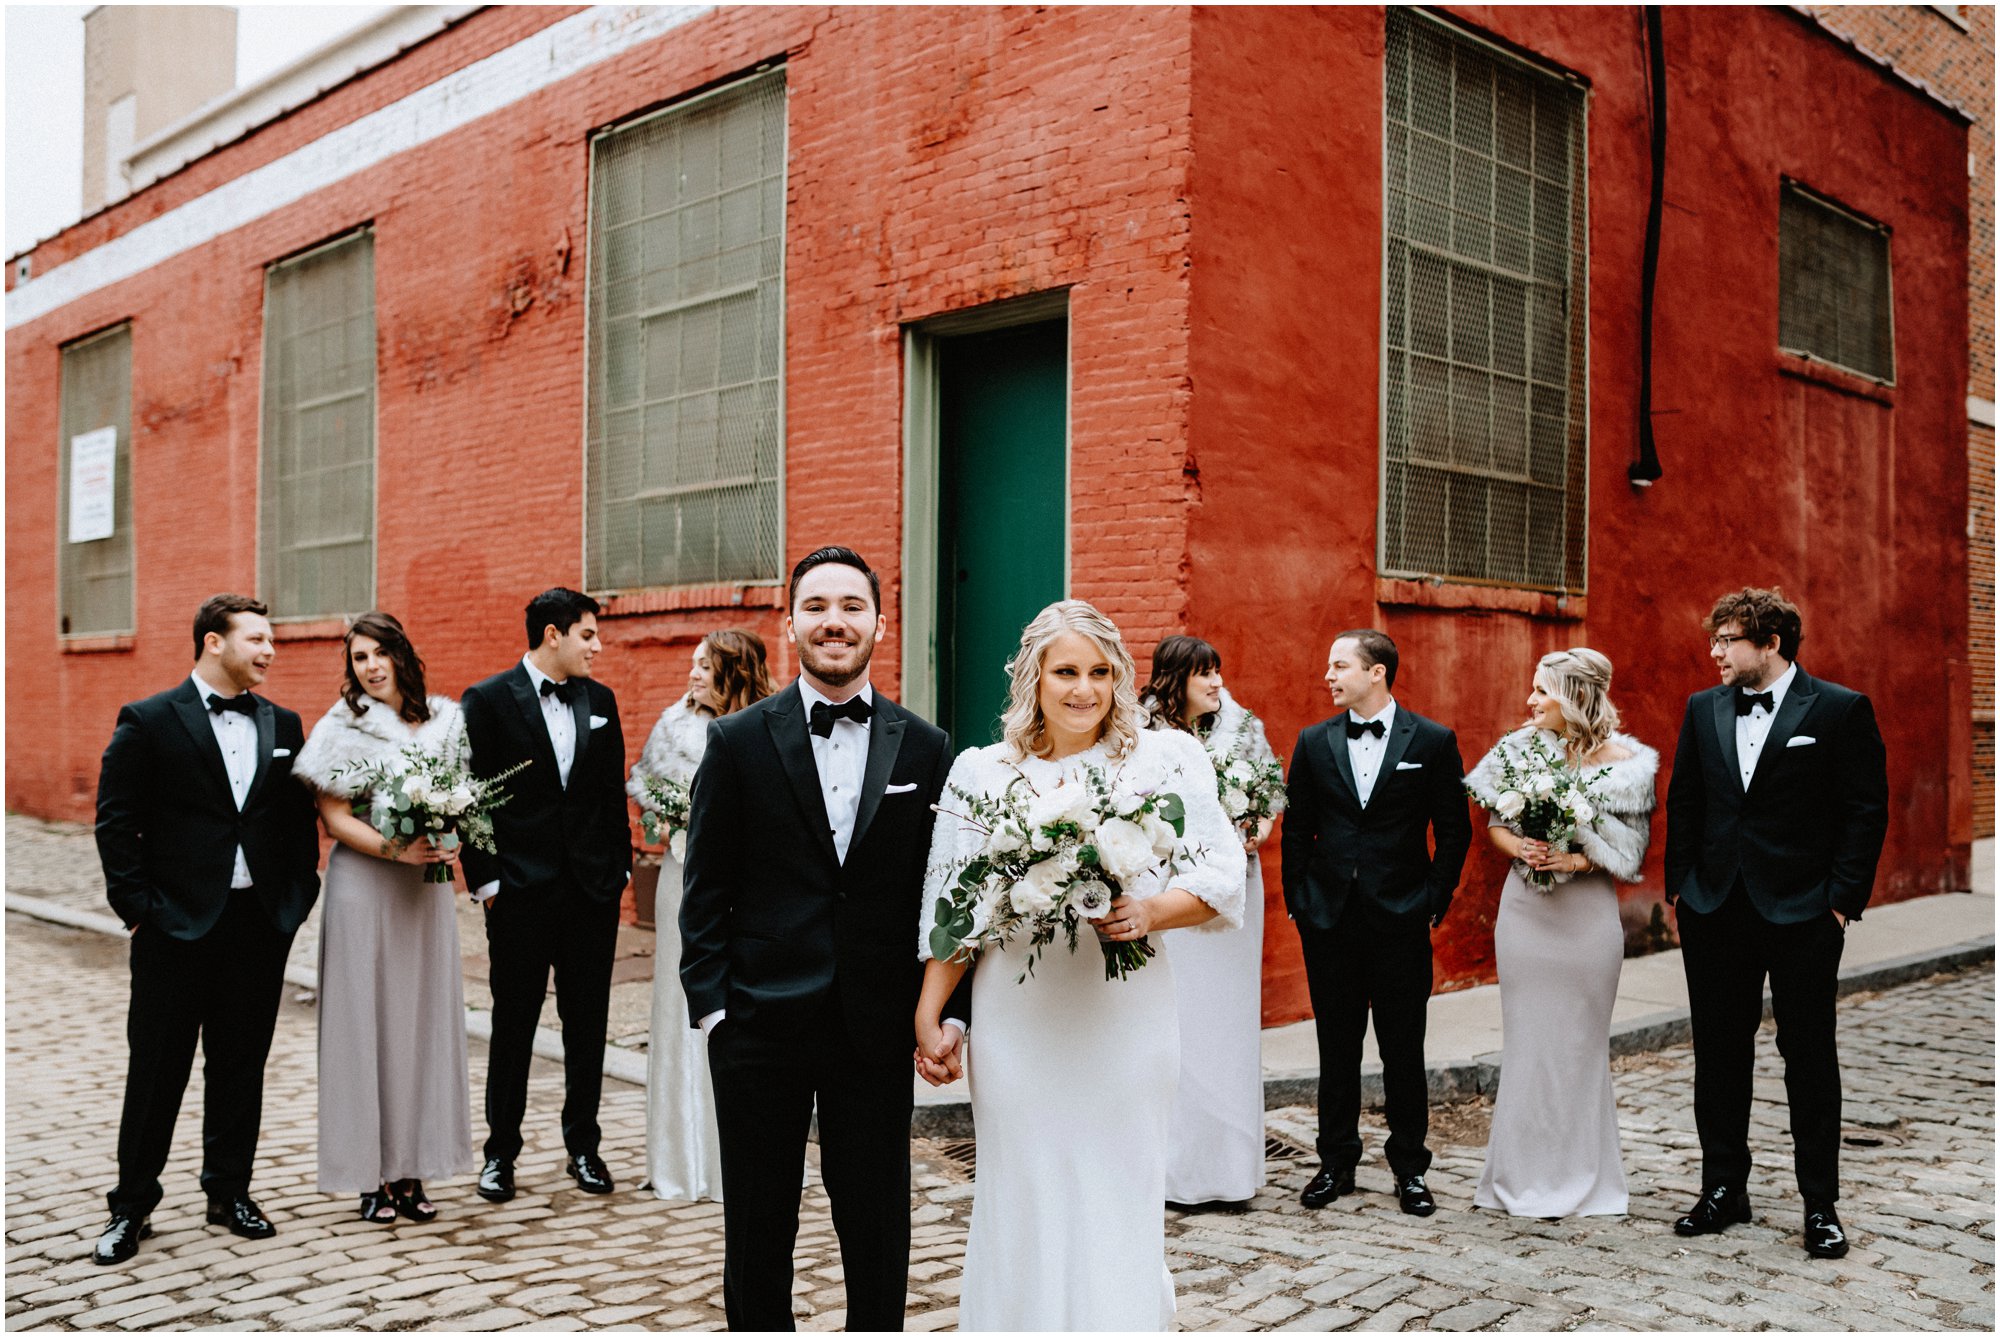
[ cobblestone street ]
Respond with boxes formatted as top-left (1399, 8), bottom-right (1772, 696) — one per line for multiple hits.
top-left (5, 899), bottom-right (1992, 1331)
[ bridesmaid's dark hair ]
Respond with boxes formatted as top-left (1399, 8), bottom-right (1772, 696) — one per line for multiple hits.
top-left (1143, 635), bottom-right (1223, 735)
top-left (699, 629), bottom-right (775, 716)
top-left (341, 611), bottom-right (433, 725)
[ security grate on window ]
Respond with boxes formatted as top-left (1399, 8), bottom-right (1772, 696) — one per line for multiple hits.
top-left (1381, 11), bottom-right (1589, 593)
top-left (59, 324), bottom-right (134, 636)
top-left (1779, 184), bottom-right (1893, 383)
top-left (587, 71), bottom-right (786, 592)
top-left (260, 230), bottom-right (377, 618)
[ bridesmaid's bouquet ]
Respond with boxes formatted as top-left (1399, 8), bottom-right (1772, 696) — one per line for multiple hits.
top-left (1464, 731), bottom-right (1606, 890)
top-left (340, 746), bottom-right (529, 884)
top-left (1204, 714), bottom-right (1287, 831)
top-left (930, 766), bottom-right (1190, 981)
top-left (636, 775), bottom-right (693, 860)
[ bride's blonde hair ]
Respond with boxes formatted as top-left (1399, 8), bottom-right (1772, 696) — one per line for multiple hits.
top-left (1000, 601), bottom-right (1144, 762)
top-left (1535, 647), bottom-right (1620, 760)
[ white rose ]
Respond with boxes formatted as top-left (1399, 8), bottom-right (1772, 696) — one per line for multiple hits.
top-left (1030, 826), bottom-right (1056, 853)
top-left (1528, 771), bottom-right (1559, 798)
top-left (987, 822), bottom-right (1026, 854)
top-left (668, 830), bottom-right (688, 862)
top-left (1222, 787), bottom-right (1251, 819)
top-left (1010, 860), bottom-right (1065, 916)
top-left (1093, 818), bottom-right (1159, 884)
top-left (1070, 879), bottom-right (1113, 920)
top-left (1566, 793), bottom-right (1596, 824)
top-left (1026, 784), bottom-right (1090, 834)
top-left (446, 784), bottom-right (476, 816)
top-left (1224, 760), bottom-right (1253, 785)
top-left (1494, 790), bottom-right (1527, 820)
top-left (1142, 812), bottom-right (1178, 855)
top-left (1110, 789), bottom-right (1145, 818)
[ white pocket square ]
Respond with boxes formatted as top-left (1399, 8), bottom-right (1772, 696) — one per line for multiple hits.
top-left (272, 748), bottom-right (292, 758)
top-left (1786, 735), bottom-right (1816, 748)
top-left (589, 715), bottom-right (608, 730)
top-left (884, 782), bottom-right (920, 795)
top-left (1395, 761), bottom-right (1423, 771)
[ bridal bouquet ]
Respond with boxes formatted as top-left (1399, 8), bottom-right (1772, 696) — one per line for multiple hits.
top-left (1464, 731), bottom-right (1606, 890)
top-left (929, 767), bottom-right (1190, 981)
top-left (1205, 714), bottom-right (1287, 831)
top-left (636, 774), bottom-right (693, 860)
top-left (339, 746), bottom-right (529, 884)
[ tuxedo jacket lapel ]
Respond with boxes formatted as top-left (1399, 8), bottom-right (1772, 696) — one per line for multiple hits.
top-left (170, 681), bottom-right (235, 802)
top-left (1709, 689), bottom-right (1741, 787)
top-left (849, 702), bottom-right (906, 856)
top-left (243, 697), bottom-right (277, 810)
top-left (1378, 710), bottom-right (1418, 779)
top-left (506, 665), bottom-right (563, 785)
top-left (567, 684), bottom-right (593, 784)
top-left (766, 685), bottom-right (839, 866)
top-left (1751, 672), bottom-right (1818, 794)
top-left (1324, 716), bottom-right (1361, 806)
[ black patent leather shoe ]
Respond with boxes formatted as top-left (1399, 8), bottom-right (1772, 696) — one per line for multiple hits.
top-left (1300, 1166), bottom-right (1356, 1209)
top-left (1397, 1174), bottom-right (1437, 1217)
top-left (476, 1157), bottom-right (516, 1203)
top-left (1673, 1184), bottom-right (1752, 1236)
top-left (206, 1195), bottom-right (276, 1240)
top-left (92, 1211), bottom-right (150, 1265)
top-left (1803, 1199), bottom-right (1850, 1259)
top-left (565, 1152), bottom-right (614, 1195)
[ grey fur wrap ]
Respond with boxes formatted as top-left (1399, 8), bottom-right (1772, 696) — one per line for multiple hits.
top-left (291, 694), bottom-right (466, 798)
top-left (1465, 726), bottom-right (1658, 884)
top-left (627, 696), bottom-right (713, 810)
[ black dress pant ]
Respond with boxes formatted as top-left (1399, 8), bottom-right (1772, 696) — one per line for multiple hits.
top-left (707, 1011), bottom-right (913, 1332)
top-left (1296, 897), bottom-right (1434, 1180)
top-left (481, 882), bottom-right (620, 1162)
top-left (110, 888), bottom-right (295, 1216)
top-left (1678, 885), bottom-right (1847, 1202)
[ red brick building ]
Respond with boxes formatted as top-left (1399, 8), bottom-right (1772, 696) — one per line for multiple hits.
top-left (6, 6), bottom-right (1973, 1023)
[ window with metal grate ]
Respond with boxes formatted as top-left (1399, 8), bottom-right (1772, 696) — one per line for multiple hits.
top-left (1779, 183), bottom-right (1894, 383)
top-left (586, 70), bottom-right (787, 592)
top-left (259, 230), bottom-right (377, 618)
top-left (1381, 11), bottom-right (1589, 593)
top-left (59, 323), bottom-right (134, 636)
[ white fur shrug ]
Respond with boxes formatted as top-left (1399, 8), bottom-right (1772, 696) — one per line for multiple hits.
top-left (627, 696), bottom-right (714, 810)
top-left (291, 694), bottom-right (466, 798)
top-left (1465, 726), bottom-right (1658, 885)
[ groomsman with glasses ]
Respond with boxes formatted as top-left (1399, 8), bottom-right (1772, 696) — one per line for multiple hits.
top-left (1666, 586), bottom-right (1888, 1259)
top-left (92, 594), bottom-right (323, 1264)
top-left (1281, 629), bottom-right (1472, 1218)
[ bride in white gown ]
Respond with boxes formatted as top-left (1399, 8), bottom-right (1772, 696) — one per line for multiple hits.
top-left (913, 601), bottom-right (1246, 1332)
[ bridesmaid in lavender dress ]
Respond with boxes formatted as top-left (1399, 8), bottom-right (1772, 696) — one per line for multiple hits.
top-left (1465, 648), bottom-right (1656, 1219)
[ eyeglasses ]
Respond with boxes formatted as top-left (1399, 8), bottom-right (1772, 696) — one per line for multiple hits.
top-left (1708, 634), bottom-right (1753, 650)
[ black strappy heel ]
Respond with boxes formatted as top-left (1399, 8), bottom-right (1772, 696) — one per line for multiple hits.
top-left (390, 1179), bottom-right (438, 1223)
top-left (359, 1187), bottom-right (397, 1224)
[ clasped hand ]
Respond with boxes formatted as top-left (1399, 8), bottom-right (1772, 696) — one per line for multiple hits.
top-left (913, 1017), bottom-right (963, 1087)
top-left (388, 834), bottom-right (453, 868)
top-left (1091, 894), bottom-right (1152, 944)
top-left (1517, 837), bottom-right (1574, 874)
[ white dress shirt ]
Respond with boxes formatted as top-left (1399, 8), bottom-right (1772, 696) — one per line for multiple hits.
top-left (473, 656), bottom-right (580, 905)
top-left (799, 678), bottom-right (873, 865)
top-left (1735, 661), bottom-right (1798, 790)
top-left (1346, 699), bottom-right (1397, 807)
top-left (192, 671), bottom-right (256, 889)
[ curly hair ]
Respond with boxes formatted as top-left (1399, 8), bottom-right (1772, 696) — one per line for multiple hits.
top-left (999, 601), bottom-right (1145, 762)
top-left (340, 611), bottom-right (433, 725)
top-left (698, 629), bottom-right (774, 716)
top-left (1535, 647), bottom-right (1619, 760)
top-left (1142, 635), bottom-right (1222, 735)
top-left (1704, 586), bottom-right (1803, 661)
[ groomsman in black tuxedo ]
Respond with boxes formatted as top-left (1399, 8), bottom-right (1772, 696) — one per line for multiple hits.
top-left (1281, 629), bottom-right (1472, 1217)
top-left (92, 594), bottom-right (322, 1265)
top-left (1665, 587), bottom-right (1888, 1258)
top-left (461, 588), bottom-right (632, 1201)
top-left (681, 546), bottom-right (959, 1331)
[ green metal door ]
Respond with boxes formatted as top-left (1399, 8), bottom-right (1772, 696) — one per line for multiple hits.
top-left (936, 319), bottom-right (1067, 751)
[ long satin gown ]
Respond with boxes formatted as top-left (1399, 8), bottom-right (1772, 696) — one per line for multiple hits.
top-left (645, 852), bottom-right (726, 1202)
top-left (1164, 848), bottom-right (1267, 1204)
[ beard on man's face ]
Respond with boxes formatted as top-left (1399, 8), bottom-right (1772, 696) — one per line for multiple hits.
top-left (798, 630), bottom-right (875, 688)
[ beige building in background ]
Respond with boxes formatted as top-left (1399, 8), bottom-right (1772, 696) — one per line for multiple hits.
top-left (81, 5), bottom-right (236, 213)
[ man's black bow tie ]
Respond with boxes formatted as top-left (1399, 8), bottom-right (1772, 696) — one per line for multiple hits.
top-left (1346, 718), bottom-right (1386, 740)
top-left (207, 693), bottom-right (255, 718)
top-left (810, 695), bottom-right (873, 738)
top-left (540, 677), bottom-right (579, 705)
top-left (1735, 691), bottom-right (1775, 716)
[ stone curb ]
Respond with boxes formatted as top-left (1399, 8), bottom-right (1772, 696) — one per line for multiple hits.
top-left (13, 892), bottom-right (1987, 1140)
top-left (4, 893), bottom-right (649, 1090)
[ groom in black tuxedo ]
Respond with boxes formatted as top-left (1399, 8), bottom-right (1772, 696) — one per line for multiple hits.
top-left (1665, 587), bottom-right (1887, 1258)
top-left (1281, 629), bottom-right (1472, 1217)
top-left (461, 588), bottom-right (632, 1201)
top-left (681, 546), bottom-right (957, 1331)
top-left (93, 594), bottom-right (322, 1265)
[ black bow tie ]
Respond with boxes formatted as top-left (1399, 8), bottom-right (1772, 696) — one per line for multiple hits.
top-left (1346, 717), bottom-right (1386, 740)
top-left (540, 677), bottom-right (579, 706)
top-left (1736, 691), bottom-right (1775, 716)
top-left (207, 692), bottom-right (255, 718)
top-left (809, 695), bottom-right (873, 738)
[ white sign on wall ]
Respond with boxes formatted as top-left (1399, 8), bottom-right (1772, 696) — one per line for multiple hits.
top-left (68, 426), bottom-right (118, 543)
